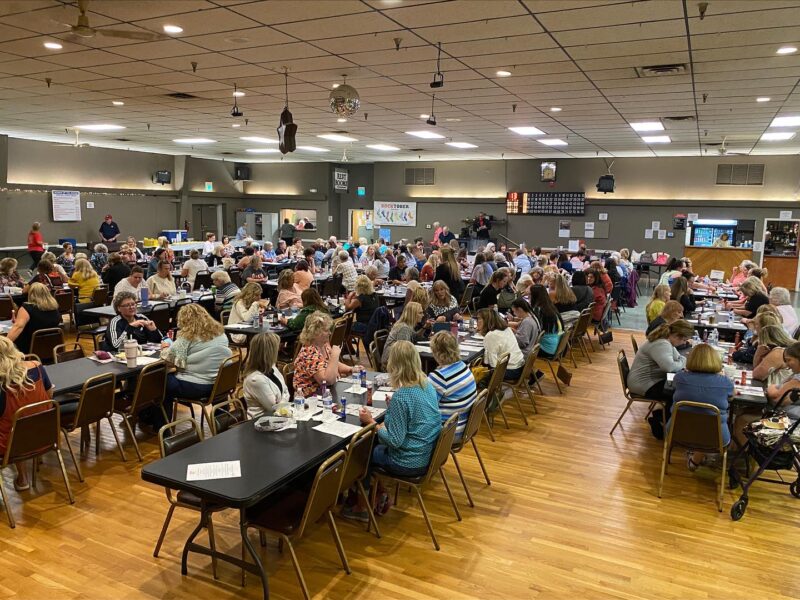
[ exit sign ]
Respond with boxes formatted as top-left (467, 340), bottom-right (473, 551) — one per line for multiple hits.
top-left (204, 181), bottom-right (213, 192)
top-left (357, 186), bottom-right (366, 196)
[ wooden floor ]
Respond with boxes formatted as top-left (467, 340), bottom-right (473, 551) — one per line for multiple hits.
top-left (2, 330), bottom-right (800, 600)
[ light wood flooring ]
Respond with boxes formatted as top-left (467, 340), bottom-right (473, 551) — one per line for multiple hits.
top-left (2, 329), bottom-right (800, 600)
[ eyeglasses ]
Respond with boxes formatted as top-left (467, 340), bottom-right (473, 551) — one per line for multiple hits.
top-left (119, 303), bottom-right (137, 309)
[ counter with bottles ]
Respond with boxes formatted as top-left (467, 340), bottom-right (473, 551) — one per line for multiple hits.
top-left (684, 246), bottom-right (752, 281)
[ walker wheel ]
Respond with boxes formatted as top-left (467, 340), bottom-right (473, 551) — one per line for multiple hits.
top-left (790, 481), bottom-right (800, 498)
top-left (730, 498), bottom-right (748, 521)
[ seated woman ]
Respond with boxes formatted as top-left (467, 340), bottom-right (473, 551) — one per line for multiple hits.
top-left (228, 282), bottom-right (269, 344)
top-left (477, 307), bottom-right (525, 381)
top-left (102, 291), bottom-right (163, 352)
top-left (590, 260), bottom-right (613, 294)
top-left (346, 340), bottom-right (442, 521)
top-left (56, 242), bottom-right (75, 277)
top-left (68, 258), bottom-right (101, 326)
top-left (477, 269), bottom-right (511, 310)
top-left (529, 285), bottom-right (564, 359)
top-left (550, 274), bottom-right (576, 312)
top-left (428, 331), bottom-right (477, 442)
top-left (658, 257), bottom-right (685, 287)
top-left (126, 236), bottom-right (145, 262)
top-left (508, 298), bottom-right (541, 358)
top-left (212, 270), bottom-right (239, 313)
top-left (752, 324), bottom-right (794, 381)
top-left (261, 241), bottom-right (277, 262)
top-left (281, 287), bottom-right (329, 332)
top-left (586, 269), bottom-right (607, 323)
top-left (242, 254), bottom-right (268, 284)
top-left (469, 253), bottom-right (491, 289)
top-left (728, 277), bottom-right (769, 318)
top-left (515, 274), bottom-right (534, 301)
top-left (6, 283), bottom-right (61, 354)
top-left (161, 304), bottom-right (232, 428)
top-left (90, 243), bottom-right (109, 274)
top-left (293, 312), bottom-right (353, 397)
top-left (670, 276), bottom-right (697, 317)
top-left (646, 284), bottom-right (671, 324)
top-left (181, 250), bottom-right (208, 287)
top-left (275, 268), bottom-right (303, 310)
top-left (147, 261), bottom-right (177, 300)
top-left (359, 244), bottom-right (377, 267)
top-left (242, 332), bottom-right (289, 418)
top-left (426, 280), bottom-right (460, 323)
top-left (344, 275), bottom-right (380, 335)
top-left (293, 259), bottom-right (314, 291)
top-left (766, 341), bottom-right (800, 405)
top-left (220, 235), bottom-right (235, 258)
top-left (0, 258), bottom-right (25, 289)
top-left (25, 259), bottom-right (63, 292)
top-left (769, 286), bottom-right (799, 337)
top-left (381, 301), bottom-right (424, 369)
top-left (569, 270), bottom-right (594, 312)
top-left (0, 337), bottom-right (54, 491)
top-left (420, 253), bottom-right (438, 283)
top-left (646, 300), bottom-right (684, 335)
top-left (627, 319), bottom-right (693, 405)
top-left (102, 253), bottom-right (130, 293)
top-left (669, 343), bottom-right (734, 470)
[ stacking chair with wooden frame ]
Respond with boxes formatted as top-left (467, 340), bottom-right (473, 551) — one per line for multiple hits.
top-left (0, 296), bottom-right (14, 321)
top-left (329, 313), bottom-right (349, 350)
top-left (30, 327), bottom-right (65, 365)
top-left (152, 417), bottom-right (222, 578)
top-left (53, 342), bottom-right (84, 363)
top-left (339, 422), bottom-right (381, 538)
top-left (75, 286), bottom-right (109, 349)
top-left (281, 362), bottom-right (295, 400)
top-left (658, 401), bottom-right (728, 512)
top-left (450, 390), bottom-right (491, 508)
top-left (60, 372), bottom-right (126, 482)
top-left (114, 361), bottom-right (169, 461)
top-left (501, 344), bottom-right (541, 416)
top-left (203, 397), bottom-right (248, 436)
top-left (244, 450), bottom-right (350, 600)
top-left (175, 356), bottom-right (240, 430)
top-left (459, 283), bottom-right (475, 313)
top-left (631, 335), bottom-right (640, 355)
top-left (0, 399), bottom-right (74, 528)
top-left (609, 349), bottom-right (664, 436)
top-left (482, 352), bottom-right (509, 441)
top-left (593, 296), bottom-right (614, 350)
top-left (538, 326), bottom-right (574, 395)
top-left (370, 413), bottom-right (461, 551)
top-left (54, 290), bottom-right (75, 330)
top-left (569, 310), bottom-right (593, 365)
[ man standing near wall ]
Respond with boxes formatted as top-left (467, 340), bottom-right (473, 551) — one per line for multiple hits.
top-left (99, 214), bottom-right (120, 243)
top-left (473, 212), bottom-right (491, 240)
top-left (280, 218), bottom-right (296, 248)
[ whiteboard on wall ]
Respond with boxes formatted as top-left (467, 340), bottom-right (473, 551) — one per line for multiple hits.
top-left (52, 190), bottom-right (82, 222)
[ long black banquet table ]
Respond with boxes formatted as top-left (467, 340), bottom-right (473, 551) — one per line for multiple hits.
top-left (47, 356), bottom-right (159, 396)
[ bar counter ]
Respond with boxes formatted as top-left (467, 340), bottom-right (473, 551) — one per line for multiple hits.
top-left (683, 246), bottom-right (752, 280)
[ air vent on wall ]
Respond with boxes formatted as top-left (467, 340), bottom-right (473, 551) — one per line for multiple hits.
top-left (165, 92), bottom-right (199, 99)
top-left (405, 167), bottom-right (435, 186)
top-left (635, 63), bottom-right (690, 78)
top-left (716, 163), bottom-right (765, 186)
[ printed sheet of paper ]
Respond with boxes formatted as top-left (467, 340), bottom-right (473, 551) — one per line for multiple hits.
top-left (312, 420), bottom-right (363, 438)
top-left (186, 460), bottom-right (241, 481)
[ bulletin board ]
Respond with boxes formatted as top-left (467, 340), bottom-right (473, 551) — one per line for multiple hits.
top-left (52, 189), bottom-right (82, 222)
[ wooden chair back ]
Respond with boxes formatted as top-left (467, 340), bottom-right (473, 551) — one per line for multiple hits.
top-left (452, 390), bottom-right (488, 452)
top-left (296, 450), bottom-right (346, 538)
top-left (667, 401), bottom-right (724, 454)
top-left (2, 399), bottom-right (58, 467)
top-left (30, 327), bottom-right (65, 365)
top-left (0, 296), bottom-right (13, 320)
top-left (55, 290), bottom-right (74, 316)
top-left (340, 423), bottom-right (377, 491)
top-left (205, 398), bottom-right (248, 436)
top-left (73, 373), bottom-right (116, 429)
top-left (53, 343), bottom-right (84, 363)
top-left (129, 361), bottom-right (168, 417)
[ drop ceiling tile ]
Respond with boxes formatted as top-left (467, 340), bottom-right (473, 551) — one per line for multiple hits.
top-left (40, 48), bottom-right (132, 68)
top-left (383, 0), bottom-right (526, 27)
top-left (230, 1), bottom-right (371, 25)
top-left (136, 7), bottom-right (261, 37)
top-left (0, 4), bottom-right (118, 35)
top-left (415, 16), bottom-right (542, 43)
top-left (109, 39), bottom-right (205, 60)
top-left (274, 12), bottom-right (399, 40)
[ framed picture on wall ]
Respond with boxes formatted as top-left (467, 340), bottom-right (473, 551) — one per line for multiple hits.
top-left (540, 161), bottom-right (557, 183)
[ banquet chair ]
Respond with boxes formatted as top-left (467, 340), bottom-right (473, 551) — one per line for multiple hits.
top-left (450, 390), bottom-right (491, 508)
top-left (30, 327), bottom-right (65, 365)
top-left (501, 344), bottom-right (540, 416)
top-left (53, 342), bottom-right (84, 363)
top-left (114, 361), bottom-right (169, 461)
top-left (175, 357), bottom-right (239, 431)
top-left (610, 349), bottom-right (664, 436)
top-left (483, 352), bottom-right (510, 440)
top-left (339, 423), bottom-right (381, 538)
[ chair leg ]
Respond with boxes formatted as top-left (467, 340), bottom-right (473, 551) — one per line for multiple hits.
top-left (327, 511), bottom-right (351, 574)
top-left (546, 360), bottom-right (563, 394)
top-left (95, 421), bottom-right (101, 456)
top-left (657, 443), bottom-right (670, 498)
top-left (568, 345), bottom-right (578, 368)
top-left (0, 473), bottom-right (15, 528)
top-left (121, 415), bottom-right (142, 462)
top-left (206, 513), bottom-right (219, 580)
top-left (511, 389), bottom-right (529, 426)
top-left (412, 485), bottom-right (440, 551)
top-left (153, 504), bottom-right (176, 557)
top-left (54, 449), bottom-right (75, 505)
top-left (259, 530), bottom-right (267, 547)
top-left (482, 411), bottom-right (496, 442)
top-left (470, 438), bottom-right (491, 485)
top-left (523, 383), bottom-right (537, 414)
top-left (106, 416), bottom-right (127, 462)
top-left (356, 481), bottom-right (381, 538)
top-left (718, 450), bottom-right (728, 512)
top-left (282, 534), bottom-right (311, 600)
top-left (450, 452), bottom-right (474, 507)
top-left (497, 400), bottom-right (510, 430)
top-left (609, 400), bottom-right (634, 435)
top-left (439, 468), bottom-right (462, 521)
top-left (61, 429), bottom-right (84, 483)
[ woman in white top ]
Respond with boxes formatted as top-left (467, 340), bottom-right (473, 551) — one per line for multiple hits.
top-left (359, 244), bottom-right (376, 266)
top-left (228, 282), bottom-right (269, 344)
top-left (476, 308), bottom-right (525, 381)
top-left (769, 286), bottom-right (799, 337)
top-left (181, 249), bottom-right (209, 287)
top-left (147, 260), bottom-right (176, 299)
top-left (243, 331), bottom-right (289, 418)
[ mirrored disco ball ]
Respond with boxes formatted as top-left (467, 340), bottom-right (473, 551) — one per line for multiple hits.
top-left (329, 84), bottom-right (360, 117)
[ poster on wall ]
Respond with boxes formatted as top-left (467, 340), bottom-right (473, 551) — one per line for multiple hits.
top-left (52, 189), bottom-right (81, 221)
top-left (334, 168), bottom-right (349, 191)
top-left (373, 201), bottom-right (417, 227)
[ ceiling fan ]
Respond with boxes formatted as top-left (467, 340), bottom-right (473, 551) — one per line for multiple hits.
top-left (54, 0), bottom-right (168, 42)
top-left (702, 136), bottom-right (748, 156)
top-left (52, 128), bottom-right (90, 148)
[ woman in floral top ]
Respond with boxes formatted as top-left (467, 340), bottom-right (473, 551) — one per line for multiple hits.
top-left (293, 312), bottom-right (353, 397)
top-left (0, 258), bottom-right (24, 289)
top-left (56, 242), bottom-right (75, 276)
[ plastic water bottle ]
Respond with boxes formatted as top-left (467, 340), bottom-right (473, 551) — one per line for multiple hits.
top-left (340, 396), bottom-right (347, 420)
top-left (360, 367), bottom-right (367, 389)
top-left (294, 391), bottom-right (305, 416)
top-left (322, 391), bottom-right (333, 418)
top-left (692, 330), bottom-right (701, 346)
top-left (199, 284), bottom-right (205, 293)
top-left (709, 328), bottom-right (719, 346)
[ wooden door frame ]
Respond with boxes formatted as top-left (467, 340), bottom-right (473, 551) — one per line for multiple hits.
top-left (759, 218), bottom-right (800, 291)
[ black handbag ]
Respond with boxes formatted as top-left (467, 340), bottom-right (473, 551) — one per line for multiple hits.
top-left (599, 330), bottom-right (614, 345)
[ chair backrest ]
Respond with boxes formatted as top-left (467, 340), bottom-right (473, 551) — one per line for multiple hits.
top-left (74, 372), bottom-right (116, 429)
top-left (630, 335), bottom-right (639, 355)
top-left (129, 360), bottom-right (168, 416)
top-left (297, 449), bottom-right (346, 538)
top-left (205, 398), bottom-right (248, 436)
top-left (53, 342), bottom-right (84, 363)
top-left (553, 325), bottom-right (573, 359)
top-left (421, 413), bottom-right (459, 485)
top-left (485, 352), bottom-right (510, 400)
top-left (322, 273), bottom-right (343, 298)
top-left (329, 314), bottom-right (349, 348)
top-left (91, 286), bottom-right (109, 306)
top-left (459, 283), bottom-right (475, 310)
top-left (598, 294), bottom-right (613, 323)
top-left (668, 401), bottom-right (724, 453)
top-left (30, 327), bottom-right (65, 365)
top-left (193, 271), bottom-right (212, 291)
top-left (616, 350), bottom-right (630, 392)
top-left (228, 268), bottom-right (242, 288)
top-left (281, 362), bottom-right (295, 400)
top-left (374, 329), bottom-right (389, 359)
top-left (571, 309), bottom-right (592, 337)
top-left (219, 309), bottom-right (231, 325)
top-left (340, 422), bottom-right (377, 491)
top-left (516, 344), bottom-right (540, 384)
top-left (453, 390), bottom-right (488, 451)
top-left (0, 296), bottom-right (14, 320)
top-left (158, 417), bottom-right (203, 458)
top-left (55, 290), bottom-right (74, 313)
top-left (2, 399), bottom-right (59, 467)
top-left (147, 304), bottom-right (171, 332)
top-left (209, 356), bottom-right (240, 404)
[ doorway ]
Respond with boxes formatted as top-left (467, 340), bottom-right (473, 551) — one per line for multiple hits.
top-left (192, 204), bottom-right (224, 241)
top-left (760, 218), bottom-right (800, 291)
top-left (348, 209), bottom-right (373, 242)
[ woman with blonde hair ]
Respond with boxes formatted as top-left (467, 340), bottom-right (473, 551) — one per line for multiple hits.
top-left (515, 273), bottom-right (534, 300)
top-left (344, 275), bottom-right (379, 334)
top-left (158, 236), bottom-right (175, 264)
top-left (147, 261), bottom-right (177, 300)
top-left (242, 254), bottom-right (267, 284)
top-left (0, 336), bottom-right (54, 490)
top-left (381, 301), bottom-right (424, 369)
top-left (0, 258), bottom-right (24, 289)
top-left (627, 319), bottom-right (693, 405)
top-left (161, 303), bottom-right (232, 427)
top-left (752, 324), bottom-right (795, 381)
top-left (428, 331), bottom-right (477, 441)
top-left (646, 284), bottom-right (671, 324)
top-left (68, 258), bottom-right (100, 303)
top-left (293, 312), bottom-right (353, 396)
top-left (426, 280), bottom-right (460, 322)
top-left (728, 276), bottom-right (769, 318)
top-left (420, 252), bottom-right (439, 282)
top-left (7, 283), bottom-right (60, 354)
top-left (276, 268), bottom-right (302, 310)
top-left (551, 273), bottom-right (577, 313)
top-left (242, 332), bottom-right (289, 418)
top-left (434, 245), bottom-right (464, 298)
top-left (228, 282), bottom-right (269, 344)
top-left (347, 340), bottom-right (441, 522)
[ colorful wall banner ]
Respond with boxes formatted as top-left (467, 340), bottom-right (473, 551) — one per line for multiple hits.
top-left (373, 201), bottom-right (417, 227)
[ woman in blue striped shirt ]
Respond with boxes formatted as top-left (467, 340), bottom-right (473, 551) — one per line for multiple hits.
top-left (428, 331), bottom-right (477, 441)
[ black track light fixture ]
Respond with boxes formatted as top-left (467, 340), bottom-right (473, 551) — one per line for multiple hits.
top-left (430, 42), bottom-right (444, 88)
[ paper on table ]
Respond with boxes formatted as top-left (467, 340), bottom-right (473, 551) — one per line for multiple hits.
top-left (186, 460), bottom-right (241, 481)
top-left (344, 385), bottom-right (367, 394)
top-left (371, 391), bottom-right (392, 404)
top-left (225, 323), bottom-right (252, 329)
top-left (312, 420), bottom-right (363, 438)
top-left (344, 404), bottom-right (386, 418)
top-left (295, 409), bottom-right (322, 422)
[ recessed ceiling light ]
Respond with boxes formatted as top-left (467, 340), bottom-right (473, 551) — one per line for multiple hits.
top-left (231, 123), bottom-right (241, 128)
top-left (297, 146), bottom-right (330, 152)
top-left (317, 133), bottom-right (357, 142)
top-left (337, 118), bottom-right (347, 123)
top-left (508, 126), bottom-right (545, 136)
top-left (245, 148), bottom-right (280, 153)
top-left (538, 138), bottom-right (568, 146)
top-left (75, 124), bottom-right (125, 131)
top-left (550, 107), bottom-right (562, 112)
top-left (756, 97), bottom-right (771, 102)
top-left (777, 46), bottom-right (797, 55)
top-left (111, 100), bottom-right (124, 106)
top-left (233, 90), bottom-right (245, 97)
top-left (240, 136), bottom-right (276, 144)
top-left (496, 70), bottom-right (512, 77)
top-left (366, 144), bottom-right (399, 151)
top-left (419, 114), bottom-right (429, 119)
top-left (446, 141), bottom-right (478, 149)
top-left (332, 83), bottom-right (340, 89)
top-left (630, 121), bottom-right (664, 132)
top-left (173, 137), bottom-right (215, 144)
top-left (761, 131), bottom-right (796, 141)
top-left (405, 130), bottom-right (445, 139)
top-left (770, 116), bottom-right (800, 127)
top-left (163, 24), bottom-right (183, 34)
top-left (43, 41), bottom-right (62, 50)
top-left (642, 135), bottom-right (671, 143)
